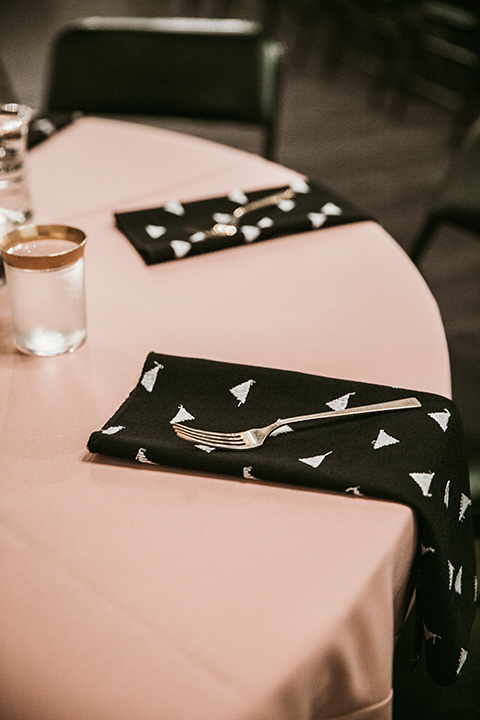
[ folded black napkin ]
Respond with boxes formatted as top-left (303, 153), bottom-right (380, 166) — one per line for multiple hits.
top-left (87, 352), bottom-right (476, 687)
top-left (114, 179), bottom-right (370, 265)
top-left (27, 111), bottom-right (78, 149)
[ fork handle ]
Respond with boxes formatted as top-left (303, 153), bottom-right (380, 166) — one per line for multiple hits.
top-left (274, 397), bottom-right (422, 430)
top-left (232, 187), bottom-right (295, 221)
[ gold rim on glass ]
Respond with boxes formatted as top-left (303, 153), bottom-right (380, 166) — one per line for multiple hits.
top-left (0, 224), bottom-right (86, 270)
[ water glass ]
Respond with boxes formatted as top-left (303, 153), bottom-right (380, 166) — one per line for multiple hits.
top-left (0, 103), bottom-right (33, 285)
top-left (1, 224), bottom-right (87, 356)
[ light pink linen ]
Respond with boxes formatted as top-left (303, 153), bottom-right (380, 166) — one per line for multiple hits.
top-left (0, 118), bottom-right (451, 720)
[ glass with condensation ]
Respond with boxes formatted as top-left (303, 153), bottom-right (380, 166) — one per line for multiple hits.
top-left (0, 103), bottom-right (33, 286)
top-left (1, 224), bottom-right (87, 356)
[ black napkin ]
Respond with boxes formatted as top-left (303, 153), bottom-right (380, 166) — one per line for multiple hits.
top-left (114, 179), bottom-right (371, 265)
top-left (87, 352), bottom-right (477, 687)
top-left (27, 111), bottom-right (78, 149)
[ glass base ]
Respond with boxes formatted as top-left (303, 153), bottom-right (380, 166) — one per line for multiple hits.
top-left (15, 329), bottom-right (86, 357)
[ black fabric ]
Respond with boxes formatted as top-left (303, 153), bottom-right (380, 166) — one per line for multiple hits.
top-left (88, 352), bottom-right (477, 687)
top-left (27, 112), bottom-right (77, 149)
top-left (114, 179), bottom-right (371, 265)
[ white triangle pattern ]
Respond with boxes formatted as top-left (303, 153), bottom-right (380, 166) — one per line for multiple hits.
top-left (277, 198), bottom-right (296, 212)
top-left (299, 451), bottom-right (332, 468)
top-left (326, 392), bottom-right (355, 411)
top-left (257, 216), bottom-right (274, 229)
top-left (270, 424), bottom-right (293, 437)
top-left (34, 117), bottom-right (56, 135)
top-left (289, 178), bottom-right (310, 194)
top-left (212, 212), bottom-right (233, 224)
top-left (243, 466), bottom-right (256, 479)
top-left (241, 225), bottom-right (261, 242)
top-left (444, 480), bottom-right (450, 508)
top-left (428, 409), bottom-right (451, 432)
top-left (170, 405), bottom-right (195, 424)
top-left (195, 444), bottom-right (215, 453)
top-left (321, 202), bottom-right (342, 216)
top-left (448, 560), bottom-right (463, 594)
top-left (448, 560), bottom-right (455, 589)
top-left (170, 240), bottom-right (191, 258)
top-left (459, 493), bottom-right (472, 521)
top-left (141, 362), bottom-right (163, 392)
top-left (189, 231), bottom-right (206, 242)
top-left (145, 224), bottom-right (166, 239)
top-left (164, 199), bottom-right (184, 216)
top-left (346, 485), bottom-right (362, 496)
top-left (454, 566), bottom-right (463, 594)
top-left (457, 648), bottom-right (468, 676)
top-left (102, 425), bottom-right (125, 435)
top-left (136, 447), bottom-right (155, 464)
top-left (421, 544), bottom-right (436, 554)
top-left (409, 472), bottom-right (434, 497)
top-left (308, 212), bottom-right (326, 228)
top-left (373, 429), bottom-right (399, 449)
top-left (230, 379), bottom-right (255, 406)
top-left (228, 188), bottom-right (248, 204)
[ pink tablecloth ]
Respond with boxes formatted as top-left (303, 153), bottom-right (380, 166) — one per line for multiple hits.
top-left (0, 118), bottom-right (451, 720)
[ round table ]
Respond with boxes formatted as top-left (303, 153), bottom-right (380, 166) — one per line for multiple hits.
top-left (0, 118), bottom-right (451, 720)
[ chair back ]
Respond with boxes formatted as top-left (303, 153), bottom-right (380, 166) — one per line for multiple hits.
top-left (45, 17), bottom-right (285, 159)
top-left (409, 112), bottom-right (480, 262)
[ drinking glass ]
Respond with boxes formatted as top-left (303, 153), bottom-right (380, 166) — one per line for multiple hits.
top-left (1, 224), bottom-right (87, 356)
top-left (0, 103), bottom-right (33, 285)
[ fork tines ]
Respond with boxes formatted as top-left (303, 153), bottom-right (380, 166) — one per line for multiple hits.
top-left (172, 422), bottom-right (245, 447)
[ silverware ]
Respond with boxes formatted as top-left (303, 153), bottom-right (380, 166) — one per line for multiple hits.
top-left (200, 187), bottom-right (295, 238)
top-left (172, 397), bottom-right (422, 450)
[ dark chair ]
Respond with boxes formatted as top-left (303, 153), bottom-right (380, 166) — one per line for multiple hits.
top-left (409, 112), bottom-right (480, 263)
top-left (44, 16), bottom-right (285, 161)
top-left (399, 1), bottom-right (480, 141)
top-left (337, 2), bottom-right (408, 90)
top-left (289, 0), bottom-right (410, 108)
top-left (468, 443), bottom-right (480, 537)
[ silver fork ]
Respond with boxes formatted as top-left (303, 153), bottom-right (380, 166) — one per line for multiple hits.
top-left (172, 397), bottom-right (422, 450)
top-left (201, 187), bottom-right (295, 238)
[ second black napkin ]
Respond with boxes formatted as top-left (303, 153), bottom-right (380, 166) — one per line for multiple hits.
top-left (27, 111), bottom-right (78, 149)
top-left (87, 352), bottom-right (477, 688)
top-left (114, 178), bottom-right (370, 264)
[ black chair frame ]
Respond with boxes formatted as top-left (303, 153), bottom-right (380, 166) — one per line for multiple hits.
top-left (45, 17), bottom-right (286, 161)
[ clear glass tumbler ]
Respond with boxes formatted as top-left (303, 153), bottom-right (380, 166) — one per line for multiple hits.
top-left (0, 103), bottom-right (33, 285)
top-left (1, 224), bottom-right (87, 356)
